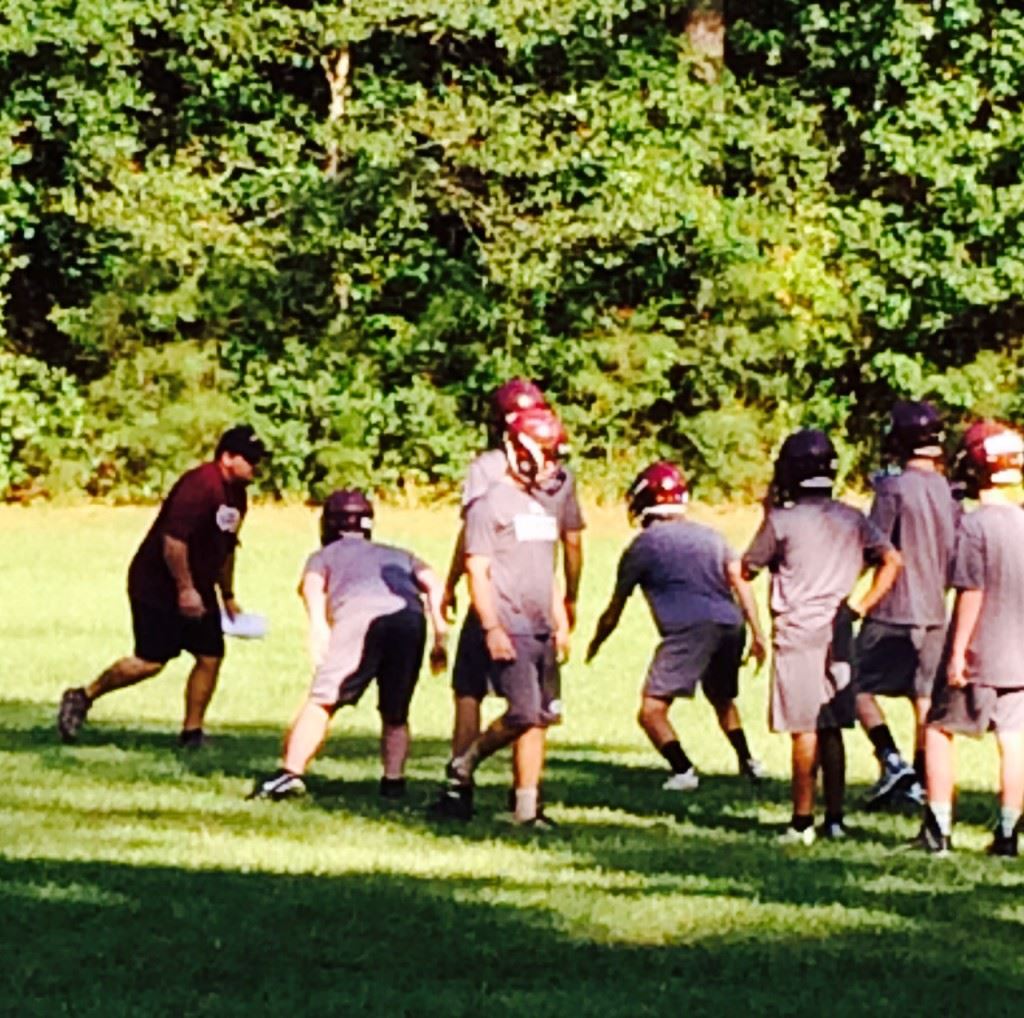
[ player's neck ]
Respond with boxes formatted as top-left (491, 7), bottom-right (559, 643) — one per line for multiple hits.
top-left (904, 457), bottom-right (938, 473)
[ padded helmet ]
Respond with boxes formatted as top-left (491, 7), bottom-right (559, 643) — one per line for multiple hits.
top-left (627, 462), bottom-right (689, 526)
top-left (952, 421), bottom-right (1024, 499)
top-left (489, 378), bottom-right (548, 443)
top-left (321, 488), bottom-right (374, 546)
top-left (884, 400), bottom-right (945, 461)
top-left (773, 429), bottom-right (838, 505)
top-left (504, 406), bottom-right (566, 490)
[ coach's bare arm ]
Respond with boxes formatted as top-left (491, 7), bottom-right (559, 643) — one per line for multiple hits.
top-left (163, 535), bottom-right (204, 618)
top-left (466, 553), bottom-right (516, 661)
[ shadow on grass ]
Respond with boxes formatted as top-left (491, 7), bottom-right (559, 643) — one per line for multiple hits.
top-left (1, 853), bottom-right (1023, 1018)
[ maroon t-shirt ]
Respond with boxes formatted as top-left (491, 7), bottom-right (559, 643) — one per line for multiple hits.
top-left (127, 461), bottom-right (247, 610)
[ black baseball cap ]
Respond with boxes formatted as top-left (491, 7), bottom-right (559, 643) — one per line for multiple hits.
top-left (215, 425), bottom-right (266, 466)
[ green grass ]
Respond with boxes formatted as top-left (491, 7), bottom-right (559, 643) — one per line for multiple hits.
top-left (2, 504), bottom-right (1022, 1016)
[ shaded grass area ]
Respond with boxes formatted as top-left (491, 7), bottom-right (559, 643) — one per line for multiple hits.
top-left (3, 507), bottom-right (1022, 1015)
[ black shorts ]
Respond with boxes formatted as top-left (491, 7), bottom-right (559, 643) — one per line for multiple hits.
top-left (131, 598), bottom-right (224, 664)
top-left (487, 633), bottom-right (561, 729)
top-left (452, 611), bottom-right (562, 714)
top-left (854, 619), bottom-right (945, 700)
top-left (644, 622), bottom-right (744, 702)
top-left (325, 609), bottom-right (427, 724)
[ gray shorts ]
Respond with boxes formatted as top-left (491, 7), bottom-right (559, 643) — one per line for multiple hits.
top-left (487, 633), bottom-right (561, 729)
top-left (770, 624), bottom-right (854, 733)
top-left (855, 619), bottom-right (945, 700)
top-left (453, 612), bottom-right (561, 719)
top-left (309, 608), bottom-right (426, 724)
top-left (928, 683), bottom-right (1024, 735)
top-left (644, 623), bottom-right (744, 702)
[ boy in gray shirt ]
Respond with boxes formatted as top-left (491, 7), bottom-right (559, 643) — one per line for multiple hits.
top-left (250, 490), bottom-right (447, 801)
top-left (743, 430), bottom-right (901, 844)
top-left (855, 402), bottom-right (959, 808)
top-left (920, 422), bottom-right (1024, 857)
top-left (587, 462), bottom-right (768, 791)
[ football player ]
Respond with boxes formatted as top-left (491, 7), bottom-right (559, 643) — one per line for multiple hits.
top-left (742, 430), bottom-right (902, 843)
top-left (586, 462), bottom-right (768, 790)
top-left (434, 407), bottom-right (572, 827)
top-left (854, 401), bottom-right (959, 808)
top-left (250, 490), bottom-right (447, 800)
top-left (917, 422), bottom-right (1024, 856)
top-left (434, 380), bottom-right (583, 820)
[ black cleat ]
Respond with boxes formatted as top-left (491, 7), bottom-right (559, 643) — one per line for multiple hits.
top-left (379, 777), bottom-right (407, 801)
top-left (986, 828), bottom-right (1019, 858)
top-left (57, 687), bottom-right (91, 743)
top-left (178, 728), bottom-right (209, 750)
top-left (907, 808), bottom-right (952, 856)
top-left (427, 785), bottom-right (473, 822)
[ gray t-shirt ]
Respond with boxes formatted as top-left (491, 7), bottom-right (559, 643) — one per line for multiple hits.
top-left (614, 519), bottom-right (742, 634)
top-left (464, 479), bottom-right (559, 635)
top-left (743, 498), bottom-right (891, 633)
top-left (867, 468), bottom-right (958, 626)
top-left (950, 504), bottom-right (1024, 689)
top-left (303, 536), bottom-right (427, 624)
top-left (462, 448), bottom-right (585, 534)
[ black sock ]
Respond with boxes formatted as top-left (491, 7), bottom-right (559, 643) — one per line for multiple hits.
top-left (913, 750), bottom-right (926, 784)
top-left (791, 813), bottom-right (814, 832)
top-left (824, 811), bottom-right (844, 828)
top-left (660, 740), bottom-right (693, 774)
top-left (726, 728), bottom-right (751, 764)
top-left (867, 724), bottom-right (898, 761)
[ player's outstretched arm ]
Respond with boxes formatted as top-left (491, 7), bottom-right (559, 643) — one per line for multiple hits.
top-left (726, 560), bottom-right (767, 669)
top-left (849, 547), bottom-right (902, 618)
top-left (300, 570), bottom-right (331, 670)
top-left (586, 594), bottom-right (626, 663)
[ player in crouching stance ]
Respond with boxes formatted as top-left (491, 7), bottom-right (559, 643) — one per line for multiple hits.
top-left (743, 431), bottom-right (901, 843)
top-left (917, 423), bottom-right (1024, 856)
top-left (251, 490), bottom-right (447, 801)
top-left (855, 401), bottom-right (959, 808)
top-left (437, 407), bottom-right (571, 828)
top-left (586, 462), bottom-right (768, 790)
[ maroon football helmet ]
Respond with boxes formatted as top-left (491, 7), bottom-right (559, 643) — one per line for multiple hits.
top-left (952, 421), bottom-right (1024, 499)
top-left (627, 461), bottom-right (689, 525)
top-left (504, 406), bottom-right (566, 490)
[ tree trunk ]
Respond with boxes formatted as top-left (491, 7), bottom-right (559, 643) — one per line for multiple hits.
top-left (322, 46), bottom-right (350, 179)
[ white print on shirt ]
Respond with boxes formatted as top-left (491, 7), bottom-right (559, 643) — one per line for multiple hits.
top-left (216, 504), bottom-right (242, 533)
top-left (513, 512), bottom-right (558, 543)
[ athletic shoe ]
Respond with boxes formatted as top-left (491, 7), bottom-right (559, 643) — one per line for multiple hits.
top-left (819, 820), bottom-right (847, 840)
top-left (445, 757), bottom-right (472, 788)
top-left (57, 687), bottom-right (91, 743)
top-left (515, 811), bottom-right (558, 832)
top-left (778, 825), bottom-right (816, 846)
top-left (178, 728), bottom-right (208, 750)
top-left (426, 785), bottom-right (473, 822)
top-left (379, 777), bottom-right (407, 800)
top-left (864, 758), bottom-right (916, 808)
top-left (901, 780), bottom-right (926, 807)
top-left (907, 808), bottom-right (952, 856)
top-left (741, 758), bottom-right (768, 783)
top-left (986, 828), bottom-right (1019, 858)
top-left (662, 768), bottom-right (699, 792)
top-left (248, 769), bottom-right (306, 801)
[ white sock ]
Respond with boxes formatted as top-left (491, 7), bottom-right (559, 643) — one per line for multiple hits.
top-left (514, 787), bottom-right (539, 822)
top-left (1000, 806), bottom-right (1021, 838)
top-left (929, 801), bottom-right (953, 836)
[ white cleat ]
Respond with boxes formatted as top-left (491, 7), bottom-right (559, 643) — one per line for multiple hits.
top-left (662, 768), bottom-right (700, 792)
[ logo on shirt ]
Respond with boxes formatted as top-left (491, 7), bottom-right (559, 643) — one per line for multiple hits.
top-left (216, 504), bottom-right (241, 533)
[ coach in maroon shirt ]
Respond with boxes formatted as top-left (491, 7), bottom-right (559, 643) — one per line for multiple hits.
top-left (57, 425), bottom-right (267, 747)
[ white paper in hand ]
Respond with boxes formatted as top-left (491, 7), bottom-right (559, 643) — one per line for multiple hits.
top-left (221, 611), bottom-right (269, 639)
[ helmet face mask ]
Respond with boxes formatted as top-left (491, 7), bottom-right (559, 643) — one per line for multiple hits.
top-left (627, 462), bottom-right (689, 526)
top-left (503, 407), bottom-right (566, 493)
top-left (884, 400), bottom-right (945, 462)
top-left (772, 429), bottom-right (838, 506)
top-left (953, 421), bottom-right (1024, 499)
top-left (321, 489), bottom-right (374, 546)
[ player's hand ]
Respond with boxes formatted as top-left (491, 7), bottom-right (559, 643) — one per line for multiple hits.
top-left (563, 597), bottom-right (577, 632)
top-left (947, 651), bottom-right (968, 688)
top-left (748, 633), bottom-right (767, 671)
top-left (429, 634), bottom-right (449, 675)
top-left (485, 626), bottom-right (516, 662)
top-left (178, 586), bottom-right (205, 619)
top-left (440, 587), bottom-right (457, 625)
top-left (554, 625), bottom-right (571, 664)
top-left (222, 596), bottom-right (240, 621)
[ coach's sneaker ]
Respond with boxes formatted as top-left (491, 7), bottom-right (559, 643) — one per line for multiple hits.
top-left (864, 757), bottom-right (916, 809)
top-left (741, 758), bottom-right (768, 783)
top-left (248, 769), bottom-right (306, 801)
top-left (908, 808), bottom-right (952, 856)
top-left (379, 777), bottom-right (407, 801)
top-left (662, 768), bottom-right (700, 792)
top-left (57, 687), bottom-right (91, 743)
top-left (778, 825), bottom-right (816, 847)
top-left (986, 828), bottom-right (1019, 858)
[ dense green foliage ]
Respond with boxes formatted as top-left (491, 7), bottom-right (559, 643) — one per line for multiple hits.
top-left (2, 1), bottom-right (1022, 499)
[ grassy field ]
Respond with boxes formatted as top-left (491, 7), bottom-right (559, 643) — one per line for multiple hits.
top-left (1, 504), bottom-right (1022, 1016)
